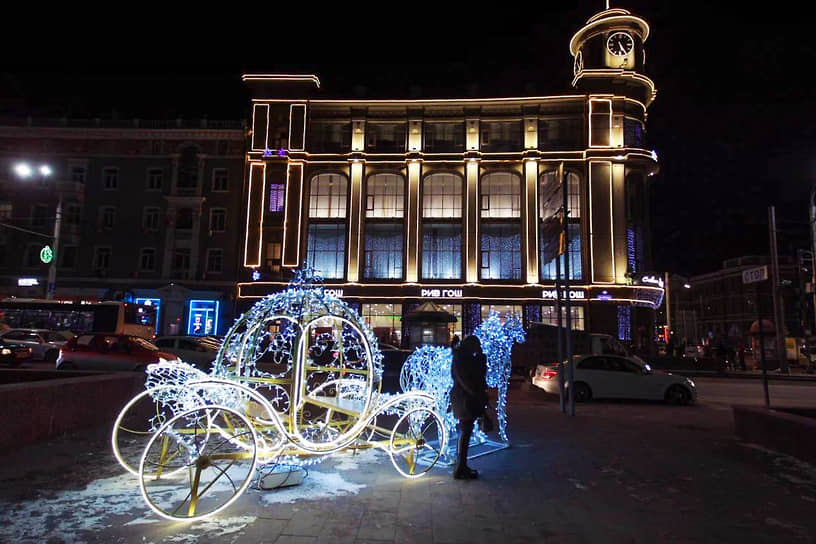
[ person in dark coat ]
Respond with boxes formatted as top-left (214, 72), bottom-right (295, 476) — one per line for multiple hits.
top-left (450, 334), bottom-right (488, 479)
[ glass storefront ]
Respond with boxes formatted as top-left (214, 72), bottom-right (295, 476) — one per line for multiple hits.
top-left (361, 303), bottom-right (402, 346)
top-left (187, 300), bottom-right (219, 336)
top-left (480, 304), bottom-right (522, 323)
top-left (540, 305), bottom-right (585, 331)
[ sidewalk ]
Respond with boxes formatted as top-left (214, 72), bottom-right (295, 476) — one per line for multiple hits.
top-left (1, 386), bottom-right (815, 543)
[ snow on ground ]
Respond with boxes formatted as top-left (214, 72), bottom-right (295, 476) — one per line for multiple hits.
top-left (0, 447), bottom-right (381, 543)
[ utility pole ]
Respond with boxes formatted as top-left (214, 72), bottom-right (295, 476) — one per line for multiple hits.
top-left (810, 187), bottom-right (816, 335)
top-left (665, 272), bottom-right (672, 341)
top-left (768, 207), bottom-right (789, 373)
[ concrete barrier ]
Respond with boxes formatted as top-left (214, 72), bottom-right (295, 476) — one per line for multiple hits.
top-left (0, 371), bottom-right (143, 453)
top-left (732, 405), bottom-right (816, 464)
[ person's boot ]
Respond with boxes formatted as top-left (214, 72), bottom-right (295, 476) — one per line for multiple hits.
top-left (453, 423), bottom-right (477, 479)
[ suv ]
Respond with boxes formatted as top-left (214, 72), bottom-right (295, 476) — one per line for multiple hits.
top-left (0, 329), bottom-right (71, 362)
top-left (153, 335), bottom-right (220, 371)
top-left (56, 333), bottom-right (180, 372)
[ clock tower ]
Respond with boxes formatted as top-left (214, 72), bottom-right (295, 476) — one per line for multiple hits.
top-left (570, 7), bottom-right (656, 107)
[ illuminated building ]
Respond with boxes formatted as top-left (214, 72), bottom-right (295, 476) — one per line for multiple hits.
top-left (0, 118), bottom-right (245, 335)
top-left (238, 8), bottom-right (664, 348)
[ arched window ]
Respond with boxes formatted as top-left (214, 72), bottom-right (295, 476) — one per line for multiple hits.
top-left (422, 173), bottom-right (462, 218)
top-left (539, 171), bottom-right (582, 281)
top-left (421, 173), bottom-right (462, 279)
top-left (308, 173), bottom-right (348, 218)
top-left (366, 173), bottom-right (404, 218)
top-left (480, 172), bottom-right (521, 280)
top-left (480, 172), bottom-right (521, 218)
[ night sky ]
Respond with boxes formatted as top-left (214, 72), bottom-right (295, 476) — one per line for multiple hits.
top-left (2, 2), bottom-right (815, 277)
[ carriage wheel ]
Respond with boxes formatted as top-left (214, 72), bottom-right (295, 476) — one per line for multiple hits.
top-left (139, 405), bottom-right (258, 521)
top-left (112, 387), bottom-right (193, 477)
top-left (389, 407), bottom-right (446, 479)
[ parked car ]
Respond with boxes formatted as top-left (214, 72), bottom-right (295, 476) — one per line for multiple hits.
top-left (0, 339), bottom-right (33, 367)
top-left (56, 333), bottom-right (180, 372)
top-left (0, 329), bottom-right (71, 362)
top-left (153, 335), bottom-right (220, 371)
top-left (532, 354), bottom-right (697, 404)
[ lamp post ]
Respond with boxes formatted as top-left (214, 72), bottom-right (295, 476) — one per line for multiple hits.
top-left (13, 162), bottom-right (60, 300)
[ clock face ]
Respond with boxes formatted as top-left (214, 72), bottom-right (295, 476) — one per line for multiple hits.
top-left (573, 50), bottom-right (583, 76)
top-left (607, 31), bottom-right (634, 57)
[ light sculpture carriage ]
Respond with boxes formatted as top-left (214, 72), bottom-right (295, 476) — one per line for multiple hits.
top-left (112, 268), bottom-right (447, 521)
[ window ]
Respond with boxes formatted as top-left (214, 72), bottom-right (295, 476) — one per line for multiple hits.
top-left (147, 168), bottom-right (163, 190)
top-left (71, 167), bottom-right (86, 184)
top-left (143, 207), bottom-right (160, 231)
top-left (151, 141), bottom-right (163, 154)
top-left (175, 208), bottom-right (193, 230)
top-left (578, 357), bottom-right (607, 371)
top-left (480, 121), bottom-right (523, 152)
top-left (265, 242), bottom-right (282, 273)
top-left (480, 224), bottom-right (521, 280)
top-left (24, 244), bottom-right (40, 267)
top-left (59, 245), bottom-right (78, 269)
top-left (172, 248), bottom-right (191, 275)
top-left (65, 204), bottom-right (81, 226)
top-left (0, 203), bottom-right (11, 220)
top-left (480, 172), bottom-right (521, 218)
top-left (308, 174), bottom-right (348, 218)
top-left (480, 304), bottom-right (523, 322)
top-left (217, 140), bottom-right (229, 155)
top-left (362, 303), bottom-right (403, 345)
top-left (31, 204), bottom-right (49, 228)
top-left (424, 122), bottom-right (465, 153)
top-left (306, 224), bottom-right (345, 279)
top-left (269, 183), bottom-right (285, 212)
top-left (206, 248), bottom-right (224, 274)
top-left (94, 247), bottom-right (112, 270)
top-left (538, 118), bottom-right (583, 150)
top-left (422, 224), bottom-right (461, 280)
top-left (422, 174), bottom-right (462, 218)
top-left (366, 174), bottom-right (404, 218)
top-left (624, 118), bottom-right (645, 147)
top-left (100, 206), bottom-right (116, 231)
top-left (364, 224), bottom-right (403, 279)
top-left (209, 208), bottom-right (226, 233)
top-left (590, 100), bottom-right (612, 147)
top-left (139, 248), bottom-right (156, 271)
top-left (366, 122), bottom-right (406, 153)
top-left (308, 121), bottom-right (352, 153)
top-left (103, 167), bottom-right (118, 190)
top-left (540, 171), bottom-right (582, 281)
top-left (540, 305), bottom-right (585, 331)
top-left (177, 146), bottom-right (199, 189)
top-left (212, 169), bottom-right (228, 192)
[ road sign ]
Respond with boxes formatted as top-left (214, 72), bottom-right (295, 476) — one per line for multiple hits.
top-left (742, 265), bottom-right (768, 284)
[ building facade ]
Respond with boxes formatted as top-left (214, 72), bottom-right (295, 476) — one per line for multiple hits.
top-left (0, 118), bottom-right (246, 336)
top-left (238, 8), bottom-right (664, 349)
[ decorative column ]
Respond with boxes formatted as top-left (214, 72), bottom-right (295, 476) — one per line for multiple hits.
top-left (466, 160), bottom-right (479, 283)
top-left (524, 159), bottom-right (539, 284)
top-left (347, 160), bottom-right (364, 282)
top-left (406, 160), bottom-right (422, 282)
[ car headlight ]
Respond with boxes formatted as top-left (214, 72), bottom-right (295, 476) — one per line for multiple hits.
top-left (686, 378), bottom-right (696, 388)
top-left (1, 348), bottom-right (10, 355)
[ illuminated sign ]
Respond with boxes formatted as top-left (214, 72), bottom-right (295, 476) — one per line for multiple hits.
top-left (640, 275), bottom-right (664, 288)
top-left (17, 278), bottom-right (39, 287)
top-left (421, 289), bottom-right (463, 298)
top-left (541, 289), bottom-right (586, 300)
top-left (596, 291), bottom-right (613, 301)
top-left (40, 245), bottom-right (53, 264)
top-left (324, 288), bottom-right (344, 298)
top-left (135, 297), bottom-right (161, 334)
top-left (188, 300), bottom-right (220, 336)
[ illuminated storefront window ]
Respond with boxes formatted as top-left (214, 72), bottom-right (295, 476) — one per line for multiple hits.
top-left (135, 297), bottom-right (161, 334)
top-left (363, 224), bottom-right (403, 279)
top-left (480, 224), bottom-right (521, 280)
top-left (362, 303), bottom-right (402, 345)
top-left (187, 300), bottom-right (219, 336)
top-left (480, 304), bottom-right (522, 322)
top-left (540, 305), bottom-right (585, 331)
top-left (439, 303), bottom-right (463, 340)
top-left (306, 224), bottom-right (345, 279)
top-left (422, 224), bottom-right (461, 280)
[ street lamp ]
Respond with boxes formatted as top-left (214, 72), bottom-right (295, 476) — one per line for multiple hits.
top-left (12, 161), bottom-right (61, 300)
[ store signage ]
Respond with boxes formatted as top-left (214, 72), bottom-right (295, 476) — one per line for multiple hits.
top-left (742, 266), bottom-right (768, 284)
top-left (541, 289), bottom-right (586, 300)
top-left (640, 275), bottom-right (664, 288)
top-left (324, 288), bottom-right (344, 298)
top-left (17, 278), bottom-right (39, 287)
top-left (421, 288), bottom-right (462, 298)
top-left (40, 245), bottom-right (54, 264)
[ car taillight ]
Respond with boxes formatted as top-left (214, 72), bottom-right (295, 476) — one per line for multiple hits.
top-left (541, 368), bottom-right (558, 380)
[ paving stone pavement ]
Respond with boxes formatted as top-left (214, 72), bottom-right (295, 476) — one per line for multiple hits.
top-left (1, 385), bottom-right (816, 543)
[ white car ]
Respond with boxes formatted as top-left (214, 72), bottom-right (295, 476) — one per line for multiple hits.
top-left (532, 354), bottom-right (697, 404)
top-left (0, 329), bottom-right (71, 362)
top-left (153, 336), bottom-right (220, 371)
